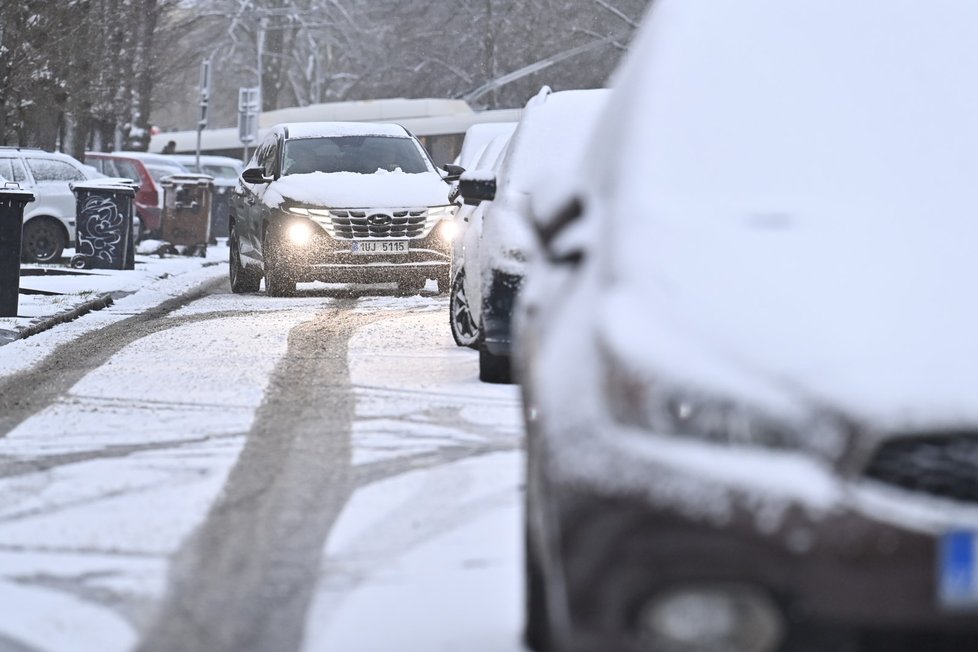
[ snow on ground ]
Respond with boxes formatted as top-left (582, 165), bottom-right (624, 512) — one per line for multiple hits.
top-left (303, 306), bottom-right (527, 652)
top-left (0, 247), bottom-right (229, 378)
top-left (0, 294), bottom-right (326, 652)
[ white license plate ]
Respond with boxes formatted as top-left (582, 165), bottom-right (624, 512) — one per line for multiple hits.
top-left (940, 531), bottom-right (978, 609)
top-left (351, 240), bottom-right (409, 254)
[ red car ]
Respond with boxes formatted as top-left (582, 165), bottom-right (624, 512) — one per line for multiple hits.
top-left (84, 152), bottom-right (168, 237)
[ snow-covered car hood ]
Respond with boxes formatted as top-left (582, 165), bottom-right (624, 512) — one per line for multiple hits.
top-left (264, 170), bottom-right (451, 208)
top-left (600, 206), bottom-right (978, 431)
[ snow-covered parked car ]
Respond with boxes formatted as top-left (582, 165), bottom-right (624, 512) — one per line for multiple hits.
top-left (229, 122), bottom-right (457, 296)
top-left (449, 128), bottom-right (515, 348)
top-left (516, 2), bottom-right (978, 652)
top-left (0, 148), bottom-right (99, 263)
top-left (456, 88), bottom-right (608, 382)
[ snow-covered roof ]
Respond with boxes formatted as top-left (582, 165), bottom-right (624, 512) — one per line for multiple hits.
top-left (281, 122), bottom-right (411, 140)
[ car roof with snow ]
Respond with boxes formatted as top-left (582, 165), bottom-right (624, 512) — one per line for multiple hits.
top-left (275, 122), bottom-right (413, 140)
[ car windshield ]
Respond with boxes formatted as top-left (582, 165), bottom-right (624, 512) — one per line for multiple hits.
top-left (282, 136), bottom-right (430, 176)
top-left (147, 166), bottom-right (182, 183)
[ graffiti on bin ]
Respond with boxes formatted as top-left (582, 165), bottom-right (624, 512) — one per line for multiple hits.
top-left (78, 195), bottom-right (125, 264)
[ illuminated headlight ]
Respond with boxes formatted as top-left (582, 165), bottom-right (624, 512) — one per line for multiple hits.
top-left (437, 219), bottom-right (458, 241)
top-left (286, 221), bottom-right (314, 246)
top-left (638, 585), bottom-right (783, 652)
top-left (603, 347), bottom-right (851, 459)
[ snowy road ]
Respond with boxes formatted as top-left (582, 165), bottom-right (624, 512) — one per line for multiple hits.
top-left (0, 280), bottom-right (527, 652)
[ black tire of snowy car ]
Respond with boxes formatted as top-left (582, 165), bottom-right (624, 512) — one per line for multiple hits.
top-left (21, 217), bottom-right (65, 264)
top-left (449, 271), bottom-right (481, 349)
top-left (229, 226), bottom-right (261, 293)
top-left (479, 345), bottom-right (512, 383)
top-left (263, 227), bottom-right (297, 297)
top-left (524, 520), bottom-right (553, 652)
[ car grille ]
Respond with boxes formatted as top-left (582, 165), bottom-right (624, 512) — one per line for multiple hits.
top-left (329, 209), bottom-right (427, 239)
top-left (864, 433), bottom-right (978, 503)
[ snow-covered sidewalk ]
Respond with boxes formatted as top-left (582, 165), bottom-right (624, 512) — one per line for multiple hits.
top-left (2, 242), bottom-right (230, 347)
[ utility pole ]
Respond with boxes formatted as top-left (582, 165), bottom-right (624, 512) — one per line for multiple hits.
top-left (256, 15), bottom-right (266, 115)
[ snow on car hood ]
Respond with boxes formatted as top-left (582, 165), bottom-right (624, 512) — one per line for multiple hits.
top-left (264, 170), bottom-right (451, 208)
top-left (600, 205), bottom-right (978, 431)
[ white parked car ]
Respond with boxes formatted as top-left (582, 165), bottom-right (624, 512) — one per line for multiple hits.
top-left (167, 154), bottom-right (244, 187)
top-left (516, 2), bottom-right (978, 651)
top-left (449, 130), bottom-right (514, 348)
top-left (0, 148), bottom-right (99, 263)
top-left (456, 88), bottom-right (608, 382)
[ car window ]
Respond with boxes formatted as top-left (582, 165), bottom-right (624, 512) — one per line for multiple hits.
top-left (115, 160), bottom-right (140, 182)
top-left (9, 158), bottom-right (28, 184)
top-left (201, 164), bottom-right (239, 180)
top-left (263, 137), bottom-right (280, 177)
top-left (282, 136), bottom-right (430, 176)
top-left (0, 159), bottom-right (13, 181)
top-left (27, 158), bottom-right (86, 182)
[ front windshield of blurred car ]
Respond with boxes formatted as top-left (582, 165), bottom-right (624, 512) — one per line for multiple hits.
top-left (282, 136), bottom-right (430, 176)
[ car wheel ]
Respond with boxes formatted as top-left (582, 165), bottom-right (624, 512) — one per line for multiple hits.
top-left (525, 518), bottom-right (553, 652)
top-left (263, 226), bottom-right (297, 297)
top-left (229, 226), bottom-right (261, 293)
top-left (479, 345), bottom-right (512, 384)
top-left (21, 218), bottom-right (65, 264)
top-left (450, 271), bottom-right (481, 349)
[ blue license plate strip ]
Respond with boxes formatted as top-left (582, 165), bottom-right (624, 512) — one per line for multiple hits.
top-left (940, 531), bottom-right (978, 609)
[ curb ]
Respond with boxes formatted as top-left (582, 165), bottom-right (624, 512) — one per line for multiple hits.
top-left (16, 293), bottom-right (115, 341)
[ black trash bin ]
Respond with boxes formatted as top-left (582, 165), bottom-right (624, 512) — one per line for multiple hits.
top-left (210, 184), bottom-right (231, 245)
top-left (160, 174), bottom-right (214, 257)
top-left (0, 183), bottom-right (36, 318)
top-left (69, 180), bottom-right (136, 271)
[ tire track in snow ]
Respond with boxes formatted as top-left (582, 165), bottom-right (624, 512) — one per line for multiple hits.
top-left (136, 302), bottom-right (382, 652)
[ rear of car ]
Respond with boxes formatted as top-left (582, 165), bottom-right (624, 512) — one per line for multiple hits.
top-left (517, 2), bottom-right (978, 651)
top-left (0, 148), bottom-right (91, 263)
top-left (229, 122), bottom-right (456, 296)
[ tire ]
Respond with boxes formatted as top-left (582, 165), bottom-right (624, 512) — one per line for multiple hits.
top-left (263, 227), bottom-right (296, 297)
top-left (479, 345), bottom-right (512, 384)
top-left (525, 525), bottom-right (553, 652)
top-left (21, 218), bottom-right (65, 264)
top-left (449, 271), bottom-right (481, 349)
top-left (229, 227), bottom-right (260, 293)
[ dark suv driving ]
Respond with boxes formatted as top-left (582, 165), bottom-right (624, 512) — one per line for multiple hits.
top-left (229, 122), bottom-right (458, 296)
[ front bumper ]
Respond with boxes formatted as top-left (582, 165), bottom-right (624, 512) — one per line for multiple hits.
top-left (482, 269), bottom-right (523, 356)
top-left (276, 216), bottom-right (452, 283)
top-left (534, 420), bottom-right (978, 652)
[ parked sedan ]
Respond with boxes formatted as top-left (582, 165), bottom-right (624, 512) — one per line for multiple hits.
top-left (457, 88), bottom-right (608, 382)
top-left (516, 2), bottom-right (978, 651)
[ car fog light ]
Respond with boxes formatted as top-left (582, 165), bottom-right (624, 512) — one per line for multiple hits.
top-left (286, 222), bottom-right (313, 246)
top-left (639, 585), bottom-right (783, 652)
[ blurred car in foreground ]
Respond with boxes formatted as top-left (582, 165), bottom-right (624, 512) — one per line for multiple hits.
top-left (0, 147), bottom-right (97, 262)
top-left (457, 88), bottom-right (607, 382)
top-left (229, 122), bottom-right (456, 296)
top-left (517, 2), bottom-right (978, 651)
top-left (449, 127), bottom-right (515, 348)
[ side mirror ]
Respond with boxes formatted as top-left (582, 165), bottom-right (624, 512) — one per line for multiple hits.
top-left (442, 164), bottom-right (465, 182)
top-left (242, 167), bottom-right (271, 184)
top-left (535, 197), bottom-right (585, 266)
top-left (458, 171), bottom-right (496, 206)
